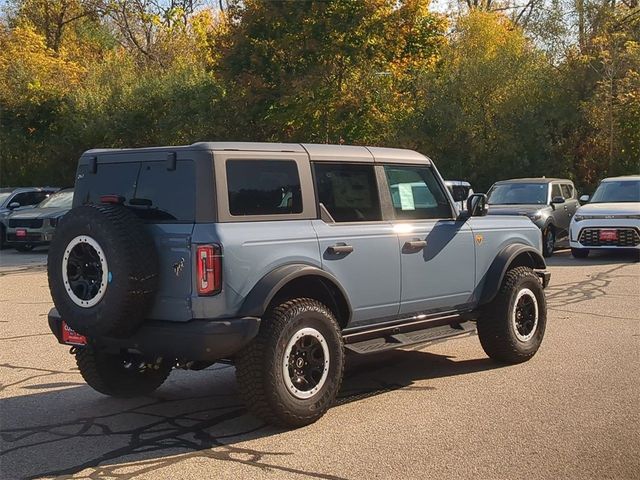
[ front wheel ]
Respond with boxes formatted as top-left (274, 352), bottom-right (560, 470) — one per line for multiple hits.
top-left (477, 266), bottom-right (547, 364)
top-left (542, 226), bottom-right (555, 257)
top-left (571, 247), bottom-right (589, 258)
top-left (235, 298), bottom-right (345, 428)
top-left (76, 346), bottom-right (172, 397)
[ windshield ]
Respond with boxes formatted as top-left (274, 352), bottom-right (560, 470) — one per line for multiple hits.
top-left (38, 190), bottom-right (74, 208)
top-left (590, 180), bottom-right (640, 203)
top-left (487, 183), bottom-right (548, 205)
top-left (0, 192), bottom-right (11, 205)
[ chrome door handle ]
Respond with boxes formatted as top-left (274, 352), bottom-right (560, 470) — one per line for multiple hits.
top-left (403, 240), bottom-right (427, 250)
top-left (327, 244), bottom-right (354, 254)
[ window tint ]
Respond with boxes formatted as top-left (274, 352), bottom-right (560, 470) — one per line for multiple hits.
top-left (385, 165), bottom-right (452, 220)
top-left (227, 160), bottom-right (302, 216)
top-left (551, 184), bottom-right (562, 199)
top-left (11, 191), bottom-right (48, 206)
top-left (314, 163), bottom-right (381, 222)
top-left (561, 184), bottom-right (573, 199)
top-left (75, 161), bottom-right (196, 222)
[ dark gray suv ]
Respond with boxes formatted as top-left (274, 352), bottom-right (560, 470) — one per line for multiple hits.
top-left (487, 178), bottom-right (579, 257)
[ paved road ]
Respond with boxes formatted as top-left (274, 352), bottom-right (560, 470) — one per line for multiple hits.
top-left (1, 249), bottom-right (639, 480)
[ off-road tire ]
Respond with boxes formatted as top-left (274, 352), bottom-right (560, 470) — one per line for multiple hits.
top-left (48, 204), bottom-right (158, 338)
top-left (235, 298), bottom-right (344, 428)
top-left (571, 247), bottom-right (589, 258)
top-left (477, 266), bottom-right (546, 364)
top-left (542, 226), bottom-right (555, 257)
top-left (76, 346), bottom-right (172, 397)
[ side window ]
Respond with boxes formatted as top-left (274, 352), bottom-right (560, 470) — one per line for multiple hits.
top-left (551, 184), bottom-right (562, 199)
top-left (10, 192), bottom-right (34, 206)
top-left (561, 184), bottom-right (573, 199)
top-left (384, 165), bottom-right (452, 220)
top-left (314, 163), bottom-right (381, 222)
top-left (227, 160), bottom-right (302, 216)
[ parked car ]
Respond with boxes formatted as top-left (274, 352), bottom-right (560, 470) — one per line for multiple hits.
top-left (445, 180), bottom-right (474, 211)
top-left (569, 175), bottom-right (640, 258)
top-left (0, 187), bottom-right (59, 249)
top-left (46, 142), bottom-right (550, 427)
top-left (6, 188), bottom-right (74, 252)
top-left (486, 178), bottom-right (579, 257)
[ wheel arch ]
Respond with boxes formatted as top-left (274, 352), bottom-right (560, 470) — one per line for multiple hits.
top-left (479, 244), bottom-right (546, 306)
top-left (238, 264), bottom-right (352, 329)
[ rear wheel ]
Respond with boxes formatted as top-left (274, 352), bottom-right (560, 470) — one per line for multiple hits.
top-left (571, 247), bottom-right (589, 258)
top-left (76, 346), bottom-right (172, 397)
top-left (477, 266), bottom-right (546, 364)
top-left (235, 298), bottom-right (344, 427)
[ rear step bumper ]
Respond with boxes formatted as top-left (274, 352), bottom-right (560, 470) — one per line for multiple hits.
top-left (48, 309), bottom-right (260, 362)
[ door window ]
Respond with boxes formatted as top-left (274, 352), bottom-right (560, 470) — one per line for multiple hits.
top-left (227, 160), bottom-right (302, 216)
top-left (314, 163), bottom-right (381, 222)
top-left (384, 165), bottom-right (452, 220)
top-left (561, 184), bottom-right (573, 199)
top-left (551, 184), bottom-right (562, 199)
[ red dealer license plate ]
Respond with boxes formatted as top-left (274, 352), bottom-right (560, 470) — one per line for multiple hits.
top-left (599, 229), bottom-right (618, 241)
top-left (16, 229), bottom-right (27, 238)
top-left (62, 321), bottom-right (87, 345)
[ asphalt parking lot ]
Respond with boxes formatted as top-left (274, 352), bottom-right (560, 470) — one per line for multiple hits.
top-left (1, 248), bottom-right (639, 480)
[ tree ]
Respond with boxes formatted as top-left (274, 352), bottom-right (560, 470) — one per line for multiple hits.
top-left (218, 0), bottom-right (447, 144)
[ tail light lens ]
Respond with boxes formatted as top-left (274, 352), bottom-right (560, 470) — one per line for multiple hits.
top-left (196, 244), bottom-right (221, 296)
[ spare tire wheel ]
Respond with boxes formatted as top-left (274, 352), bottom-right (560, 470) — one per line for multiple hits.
top-left (48, 204), bottom-right (159, 338)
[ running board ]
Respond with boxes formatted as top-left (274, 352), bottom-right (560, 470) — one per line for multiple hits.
top-left (344, 321), bottom-right (476, 355)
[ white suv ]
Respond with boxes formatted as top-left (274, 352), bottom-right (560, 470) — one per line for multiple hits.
top-left (570, 175), bottom-right (640, 258)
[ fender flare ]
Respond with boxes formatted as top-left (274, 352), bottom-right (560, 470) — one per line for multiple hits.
top-left (479, 243), bottom-right (546, 306)
top-left (238, 264), bottom-right (353, 321)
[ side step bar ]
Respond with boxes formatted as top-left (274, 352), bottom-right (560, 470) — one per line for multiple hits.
top-left (344, 320), bottom-right (476, 355)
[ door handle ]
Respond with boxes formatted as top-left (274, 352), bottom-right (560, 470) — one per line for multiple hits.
top-left (327, 244), bottom-right (354, 254)
top-left (403, 240), bottom-right (427, 250)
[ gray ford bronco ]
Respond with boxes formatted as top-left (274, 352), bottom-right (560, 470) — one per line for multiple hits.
top-left (47, 142), bottom-right (550, 427)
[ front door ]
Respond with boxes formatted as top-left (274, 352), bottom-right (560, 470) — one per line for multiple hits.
top-left (383, 165), bottom-right (476, 315)
top-left (312, 163), bottom-right (401, 326)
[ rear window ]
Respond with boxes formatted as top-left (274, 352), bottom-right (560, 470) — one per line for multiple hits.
top-left (226, 160), bottom-right (302, 216)
top-left (74, 160), bottom-right (195, 222)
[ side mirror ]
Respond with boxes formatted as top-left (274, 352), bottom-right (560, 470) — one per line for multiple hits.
top-left (551, 196), bottom-right (565, 204)
top-left (465, 193), bottom-right (488, 218)
top-left (579, 194), bottom-right (590, 204)
top-left (8, 202), bottom-right (20, 210)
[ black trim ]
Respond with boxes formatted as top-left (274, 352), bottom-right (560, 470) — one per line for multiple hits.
top-left (48, 308), bottom-right (260, 362)
top-left (238, 264), bottom-right (353, 321)
top-left (479, 244), bottom-right (547, 305)
top-left (343, 311), bottom-right (463, 344)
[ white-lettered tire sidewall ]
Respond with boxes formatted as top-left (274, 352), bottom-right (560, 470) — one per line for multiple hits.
top-left (269, 309), bottom-right (343, 419)
top-left (505, 275), bottom-right (546, 355)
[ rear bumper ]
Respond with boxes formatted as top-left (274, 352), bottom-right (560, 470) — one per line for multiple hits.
top-left (48, 309), bottom-right (261, 362)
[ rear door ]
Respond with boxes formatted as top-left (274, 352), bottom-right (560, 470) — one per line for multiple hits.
top-left (312, 162), bottom-right (401, 327)
top-left (74, 157), bottom-right (195, 321)
top-left (562, 183), bottom-right (579, 224)
top-left (383, 165), bottom-right (475, 315)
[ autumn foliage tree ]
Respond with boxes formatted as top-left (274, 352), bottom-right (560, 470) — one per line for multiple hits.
top-left (0, 0), bottom-right (638, 190)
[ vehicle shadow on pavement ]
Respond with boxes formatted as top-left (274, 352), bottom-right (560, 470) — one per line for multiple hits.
top-left (546, 249), bottom-right (639, 267)
top-left (0, 347), bottom-right (502, 479)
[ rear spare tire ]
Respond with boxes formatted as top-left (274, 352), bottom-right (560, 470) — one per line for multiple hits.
top-left (48, 204), bottom-right (158, 338)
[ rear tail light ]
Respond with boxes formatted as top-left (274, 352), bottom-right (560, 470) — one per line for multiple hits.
top-left (196, 244), bottom-right (222, 296)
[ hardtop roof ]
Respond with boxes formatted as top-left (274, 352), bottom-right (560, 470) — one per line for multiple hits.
top-left (83, 142), bottom-right (431, 165)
